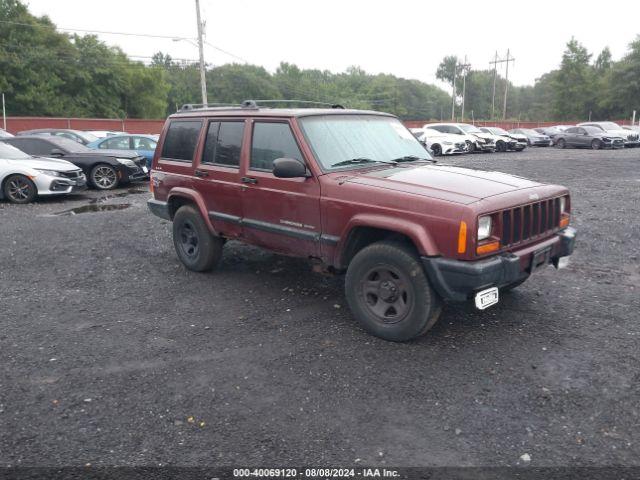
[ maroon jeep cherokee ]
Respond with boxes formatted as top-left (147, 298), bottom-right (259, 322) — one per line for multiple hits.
top-left (148, 101), bottom-right (576, 342)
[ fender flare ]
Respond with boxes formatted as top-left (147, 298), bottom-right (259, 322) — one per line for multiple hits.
top-left (336, 214), bottom-right (440, 268)
top-left (167, 187), bottom-right (217, 235)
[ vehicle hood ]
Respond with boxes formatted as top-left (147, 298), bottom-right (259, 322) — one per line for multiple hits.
top-left (5, 157), bottom-right (79, 171)
top-left (509, 133), bottom-right (527, 141)
top-left (606, 129), bottom-right (638, 140)
top-left (473, 132), bottom-right (499, 143)
top-left (341, 164), bottom-right (542, 205)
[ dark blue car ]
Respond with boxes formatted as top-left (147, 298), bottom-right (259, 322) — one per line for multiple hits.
top-left (87, 134), bottom-right (158, 169)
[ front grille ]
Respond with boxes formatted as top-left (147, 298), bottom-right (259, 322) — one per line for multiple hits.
top-left (60, 170), bottom-right (83, 179)
top-left (501, 197), bottom-right (561, 248)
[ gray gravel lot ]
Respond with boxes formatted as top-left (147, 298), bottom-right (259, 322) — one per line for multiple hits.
top-left (1, 147), bottom-right (639, 467)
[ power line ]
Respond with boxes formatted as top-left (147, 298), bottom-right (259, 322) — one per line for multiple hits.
top-left (0, 19), bottom-right (252, 64)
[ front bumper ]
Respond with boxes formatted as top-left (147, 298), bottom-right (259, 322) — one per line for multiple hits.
top-left (478, 142), bottom-right (496, 152)
top-left (422, 227), bottom-right (576, 302)
top-left (147, 198), bottom-right (171, 220)
top-left (624, 140), bottom-right (640, 148)
top-left (39, 173), bottom-right (87, 195)
top-left (122, 163), bottom-right (150, 182)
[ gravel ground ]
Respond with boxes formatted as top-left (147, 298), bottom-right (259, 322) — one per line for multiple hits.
top-left (0, 147), bottom-right (639, 468)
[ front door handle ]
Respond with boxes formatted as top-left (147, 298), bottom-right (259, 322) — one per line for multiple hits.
top-left (194, 169), bottom-right (209, 178)
top-left (241, 176), bottom-right (258, 184)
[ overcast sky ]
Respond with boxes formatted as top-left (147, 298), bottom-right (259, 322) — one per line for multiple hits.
top-left (26, 0), bottom-right (640, 92)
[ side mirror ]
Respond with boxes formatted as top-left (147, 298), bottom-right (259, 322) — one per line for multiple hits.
top-left (273, 158), bottom-right (309, 178)
top-left (50, 148), bottom-right (64, 156)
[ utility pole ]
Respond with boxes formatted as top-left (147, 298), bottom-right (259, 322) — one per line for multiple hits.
top-left (501, 49), bottom-right (514, 120)
top-left (460, 56), bottom-right (471, 122)
top-left (2, 93), bottom-right (6, 130)
top-left (195, 0), bottom-right (208, 105)
top-left (451, 59), bottom-right (457, 121)
top-left (490, 51), bottom-right (498, 119)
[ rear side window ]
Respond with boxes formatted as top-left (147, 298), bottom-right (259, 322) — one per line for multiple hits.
top-left (202, 121), bottom-right (244, 167)
top-left (161, 120), bottom-right (202, 162)
top-left (250, 122), bottom-right (303, 171)
top-left (8, 138), bottom-right (52, 156)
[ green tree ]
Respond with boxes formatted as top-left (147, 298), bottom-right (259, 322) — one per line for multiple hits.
top-left (552, 38), bottom-right (595, 120)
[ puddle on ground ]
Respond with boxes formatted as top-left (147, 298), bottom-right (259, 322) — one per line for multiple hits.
top-left (52, 203), bottom-right (131, 216)
top-left (89, 189), bottom-right (148, 204)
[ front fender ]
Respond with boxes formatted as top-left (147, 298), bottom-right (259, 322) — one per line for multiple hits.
top-left (337, 213), bottom-right (440, 267)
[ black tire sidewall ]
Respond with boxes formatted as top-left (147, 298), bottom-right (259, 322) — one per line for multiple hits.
top-left (345, 241), bottom-right (441, 342)
top-left (432, 144), bottom-right (442, 156)
top-left (591, 139), bottom-right (601, 150)
top-left (172, 205), bottom-right (222, 272)
top-left (4, 174), bottom-right (37, 204)
top-left (557, 139), bottom-right (566, 148)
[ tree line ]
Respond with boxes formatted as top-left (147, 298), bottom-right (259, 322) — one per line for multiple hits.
top-left (1, 0), bottom-right (639, 121)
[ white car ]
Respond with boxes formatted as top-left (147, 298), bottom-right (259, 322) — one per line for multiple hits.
top-left (410, 128), bottom-right (467, 156)
top-left (0, 142), bottom-right (86, 204)
top-left (425, 123), bottom-right (497, 153)
top-left (86, 130), bottom-right (127, 139)
top-left (578, 122), bottom-right (640, 148)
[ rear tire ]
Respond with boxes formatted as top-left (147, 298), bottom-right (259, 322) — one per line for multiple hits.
top-left (3, 174), bottom-right (37, 204)
top-left (345, 241), bottom-right (442, 342)
top-left (172, 205), bottom-right (223, 272)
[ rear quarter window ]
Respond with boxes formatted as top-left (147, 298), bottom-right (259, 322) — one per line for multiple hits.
top-left (161, 120), bottom-right (203, 162)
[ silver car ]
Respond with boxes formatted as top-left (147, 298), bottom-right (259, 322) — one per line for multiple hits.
top-left (0, 142), bottom-right (86, 203)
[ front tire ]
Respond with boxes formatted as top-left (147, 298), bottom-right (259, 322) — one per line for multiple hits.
top-left (556, 138), bottom-right (566, 149)
top-left (496, 141), bottom-right (507, 152)
top-left (591, 139), bottom-right (601, 150)
top-left (3, 174), bottom-right (37, 204)
top-left (172, 205), bottom-right (223, 272)
top-left (431, 144), bottom-right (442, 156)
top-left (90, 164), bottom-right (119, 190)
top-left (345, 241), bottom-right (442, 342)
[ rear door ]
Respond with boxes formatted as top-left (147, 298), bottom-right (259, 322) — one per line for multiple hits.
top-left (239, 119), bottom-right (321, 257)
top-left (194, 119), bottom-right (246, 239)
top-left (156, 119), bottom-right (203, 198)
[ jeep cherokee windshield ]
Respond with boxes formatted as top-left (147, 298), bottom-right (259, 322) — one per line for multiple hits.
top-left (298, 114), bottom-right (431, 171)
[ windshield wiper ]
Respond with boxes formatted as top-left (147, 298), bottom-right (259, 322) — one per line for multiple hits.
top-left (390, 155), bottom-right (436, 163)
top-left (330, 157), bottom-right (397, 168)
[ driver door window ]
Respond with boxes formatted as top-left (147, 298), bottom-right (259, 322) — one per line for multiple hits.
top-left (250, 122), bottom-right (303, 172)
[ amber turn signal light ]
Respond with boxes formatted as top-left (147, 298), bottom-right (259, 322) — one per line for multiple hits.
top-left (476, 241), bottom-right (500, 255)
top-left (457, 221), bottom-right (467, 254)
top-left (560, 215), bottom-right (570, 228)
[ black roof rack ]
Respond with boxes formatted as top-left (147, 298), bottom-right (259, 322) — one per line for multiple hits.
top-left (179, 99), bottom-right (345, 112)
top-left (250, 99), bottom-right (346, 109)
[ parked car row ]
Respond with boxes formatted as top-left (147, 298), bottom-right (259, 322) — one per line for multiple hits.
top-left (411, 123), bottom-right (528, 156)
top-left (12, 128), bottom-right (159, 167)
top-left (530, 122), bottom-right (640, 149)
top-left (0, 135), bottom-right (150, 203)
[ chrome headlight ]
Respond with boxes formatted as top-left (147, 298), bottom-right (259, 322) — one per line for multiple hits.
top-left (559, 197), bottom-right (567, 213)
top-left (478, 216), bottom-right (492, 241)
top-left (116, 158), bottom-right (136, 167)
top-left (34, 169), bottom-right (62, 177)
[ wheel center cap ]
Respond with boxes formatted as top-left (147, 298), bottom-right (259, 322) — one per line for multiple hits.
top-left (379, 281), bottom-right (398, 302)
